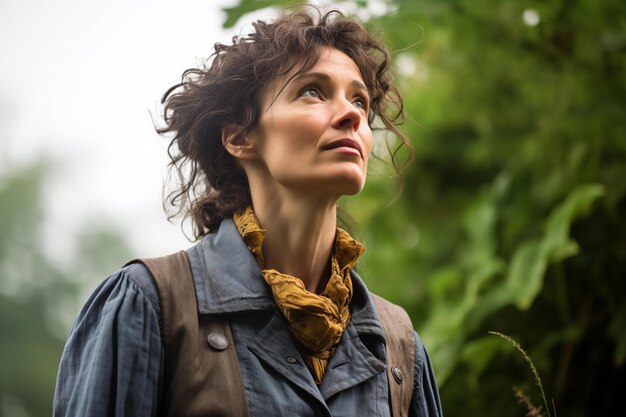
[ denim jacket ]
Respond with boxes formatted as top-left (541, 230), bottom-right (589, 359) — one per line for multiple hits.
top-left (53, 219), bottom-right (443, 417)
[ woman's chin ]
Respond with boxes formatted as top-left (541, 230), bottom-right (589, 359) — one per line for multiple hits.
top-left (326, 174), bottom-right (367, 197)
top-left (275, 170), bottom-right (367, 198)
top-left (339, 181), bottom-right (365, 196)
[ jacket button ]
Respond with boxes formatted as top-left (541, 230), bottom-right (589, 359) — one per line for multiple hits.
top-left (286, 356), bottom-right (298, 364)
top-left (391, 366), bottom-right (403, 384)
top-left (207, 332), bottom-right (229, 350)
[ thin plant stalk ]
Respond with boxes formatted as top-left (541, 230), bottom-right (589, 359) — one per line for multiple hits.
top-left (489, 331), bottom-right (556, 417)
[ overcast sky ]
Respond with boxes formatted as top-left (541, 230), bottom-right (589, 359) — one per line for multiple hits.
top-left (0, 0), bottom-right (287, 261)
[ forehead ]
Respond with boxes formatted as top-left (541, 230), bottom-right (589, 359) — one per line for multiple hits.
top-left (260, 47), bottom-right (365, 106)
top-left (311, 47), bottom-right (363, 77)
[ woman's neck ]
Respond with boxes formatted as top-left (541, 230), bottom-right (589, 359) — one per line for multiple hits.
top-left (251, 189), bottom-right (338, 293)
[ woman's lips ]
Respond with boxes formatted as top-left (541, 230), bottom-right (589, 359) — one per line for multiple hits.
top-left (322, 138), bottom-right (363, 158)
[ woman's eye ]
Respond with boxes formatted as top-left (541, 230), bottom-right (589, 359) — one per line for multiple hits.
top-left (301, 87), bottom-right (321, 98)
top-left (353, 97), bottom-right (368, 110)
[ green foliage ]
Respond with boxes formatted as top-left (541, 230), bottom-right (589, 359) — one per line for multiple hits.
top-left (0, 162), bottom-right (65, 417)
top-left (222, 0), bottom-right (305, 28)
top-left (225, 1), bottom-right (625, 416)
top-left (0, 161), bottom-right (132, 416)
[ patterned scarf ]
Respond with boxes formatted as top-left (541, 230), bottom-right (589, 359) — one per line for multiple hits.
top-left (233, 207), bottom-right (364, 384)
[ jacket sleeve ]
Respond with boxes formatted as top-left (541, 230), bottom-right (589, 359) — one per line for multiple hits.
top-left (53, 263), bottom-right (163, 417)
top-left (410, 332), bottom-right (444, 417)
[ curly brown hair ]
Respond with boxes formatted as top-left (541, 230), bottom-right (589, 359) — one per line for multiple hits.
top-left (158, 7), bottom-right (410, 239)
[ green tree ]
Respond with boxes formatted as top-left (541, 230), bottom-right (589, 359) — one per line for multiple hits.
top-left (0, 160), bottom-right (132, 417)
top-left (223, 1), bottom-right (625, 416)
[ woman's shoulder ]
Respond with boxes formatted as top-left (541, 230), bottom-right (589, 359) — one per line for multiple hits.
top-left (54, 263), bottom-right (164, 416)
top-left (121, 262), bottom-right (162, 322)
top-left (69, 262), bottom-right (162, 336)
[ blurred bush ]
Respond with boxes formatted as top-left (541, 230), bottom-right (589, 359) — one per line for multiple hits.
top-left (0, 160), bottom-right (132, 416)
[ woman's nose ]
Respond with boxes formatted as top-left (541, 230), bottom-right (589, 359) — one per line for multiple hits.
top-left (333, 100), bottom-right (361, 131)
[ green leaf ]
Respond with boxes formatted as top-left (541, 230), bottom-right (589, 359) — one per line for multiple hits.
top-left (512, 184), bottom-right (605, 309)
top-left (222, 0), bottom-right (306, 29)
top-left (542, 184), bottom-right (606, 263)
top-left (507, 239), bottom-right (548, 310)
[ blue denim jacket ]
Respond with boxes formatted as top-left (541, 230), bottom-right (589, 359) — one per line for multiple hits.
top-left (53, 219), bottom-right (443, 417)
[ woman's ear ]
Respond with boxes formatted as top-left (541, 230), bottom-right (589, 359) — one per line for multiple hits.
top-left (221, 123), bottom-right (257, 160)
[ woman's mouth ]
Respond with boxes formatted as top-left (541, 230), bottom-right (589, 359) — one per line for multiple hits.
top-left (321, 138), bottom-right (363, 158)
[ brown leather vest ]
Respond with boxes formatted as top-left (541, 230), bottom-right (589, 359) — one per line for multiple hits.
top-left (137, 251), bottom-right (415, 417)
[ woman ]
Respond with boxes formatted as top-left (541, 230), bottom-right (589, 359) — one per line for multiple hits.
top-left (53, 8), bottom-right (443, 417)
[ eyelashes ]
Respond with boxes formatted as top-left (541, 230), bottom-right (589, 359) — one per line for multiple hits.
top-left (300, 86), bottom-right (321, 98)
top-left (298, 85), bottom-right (370, 112)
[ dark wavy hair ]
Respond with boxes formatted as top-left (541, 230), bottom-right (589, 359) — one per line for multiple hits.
top-left (158, 7), bottom-right (411, 239)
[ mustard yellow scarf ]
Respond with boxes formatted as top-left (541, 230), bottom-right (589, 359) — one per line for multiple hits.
top-left (233, 207), bottom-right (364, 384)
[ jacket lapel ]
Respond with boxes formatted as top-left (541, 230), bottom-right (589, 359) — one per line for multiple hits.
top-left (247, 312), bottom-right (327, 405)
top-left (319, 323), bottom-right (386, 400)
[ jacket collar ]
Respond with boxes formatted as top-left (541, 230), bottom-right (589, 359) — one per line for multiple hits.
top-left (186, 219), bottom-right (386, 339)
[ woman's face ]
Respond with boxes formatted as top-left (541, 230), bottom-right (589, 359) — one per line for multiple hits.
top-left (246, 47), bottom-right (373, 198)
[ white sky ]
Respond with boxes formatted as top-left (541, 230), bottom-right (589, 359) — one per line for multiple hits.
top-left (0, 0), bottom-right (284, 261)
